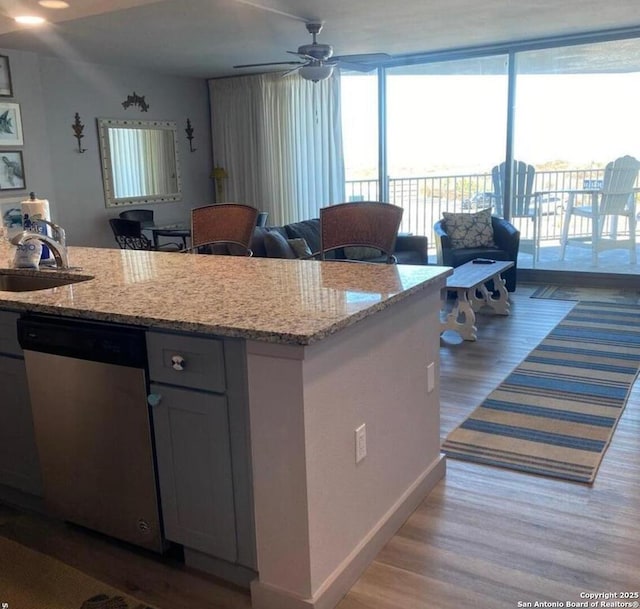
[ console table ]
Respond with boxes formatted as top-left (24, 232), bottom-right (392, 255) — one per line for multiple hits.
top-left (441, 259), bottom-right (513, 341)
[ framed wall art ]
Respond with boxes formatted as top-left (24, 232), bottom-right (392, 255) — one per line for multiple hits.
top-left (0, 102), bottom-right (23, 145)
top-left (0, 150), bottom-right (25, 191)
top-left (0, 198), bottom-right (23, 237)
top-left (0, 55), bottom-right (13, 97)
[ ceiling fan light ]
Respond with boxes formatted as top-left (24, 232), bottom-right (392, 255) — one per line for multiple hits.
top-left (299, 64), bottom-right (334, 82)
top-left (14, 15), bottom-right (46, 25)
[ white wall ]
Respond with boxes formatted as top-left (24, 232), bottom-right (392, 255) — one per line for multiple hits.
top-left (0, 48), bottom-right (213, 247)
top-left (247, 285), bottom-right (446, 608)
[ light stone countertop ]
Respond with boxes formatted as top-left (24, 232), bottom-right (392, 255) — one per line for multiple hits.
top-left (0, 246), bottom-right (451, 345)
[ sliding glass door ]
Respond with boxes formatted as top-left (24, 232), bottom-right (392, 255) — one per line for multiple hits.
top-left (341, 58), bottom-right (509, 243)
top-left (513, 38), bottom-right (640, 273)
top-left (341, 72), bottom-right (379, 202)
top-left (341, 31), bottom-right (640, 277)
top-left (385, 57), bottom-right (508, 238)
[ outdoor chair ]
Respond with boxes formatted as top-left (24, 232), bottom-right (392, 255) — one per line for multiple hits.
top-left (560, 155), bottom-right (640, 265)
top-left (319, 201), bottom-right (404, 263)
top-left (490, 160), bottom-right (540, 260)
top-left (189, 203), bottom-right (259, 255)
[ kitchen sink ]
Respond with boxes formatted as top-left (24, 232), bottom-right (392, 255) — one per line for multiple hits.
top-left (0, 269), bottom-right (94, 292)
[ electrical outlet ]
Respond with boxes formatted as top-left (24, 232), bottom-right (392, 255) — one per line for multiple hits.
top-left (355, 423), bottom-right (367, 463)
top-left (427, 362), bottom-right (435, 393)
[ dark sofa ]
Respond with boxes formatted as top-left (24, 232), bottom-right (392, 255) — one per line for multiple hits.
top-left (250, 218), bottom-right (429, 265)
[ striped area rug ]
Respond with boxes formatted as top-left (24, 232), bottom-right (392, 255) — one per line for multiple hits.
top-left (530, 285), bottom-right (640, 304)
top-left (442, 301), bottom-right (640, 483)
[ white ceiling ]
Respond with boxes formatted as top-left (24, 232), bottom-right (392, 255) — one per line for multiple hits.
top-left (0, 0), bottom-right (637, 79)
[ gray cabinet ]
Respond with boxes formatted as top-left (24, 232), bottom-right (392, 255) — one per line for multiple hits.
top-left (150, 383), bottom-right (237, 561)
top-left (0, 311), bottom-right (42, 495)
top-left (147, 330), bottom-right (256, 580)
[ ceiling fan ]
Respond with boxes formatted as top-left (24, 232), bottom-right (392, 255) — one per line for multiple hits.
top-left (233, 22), bottom-right (390, 82)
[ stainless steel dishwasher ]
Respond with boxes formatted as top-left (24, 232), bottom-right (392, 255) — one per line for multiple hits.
top-left (17, 314), bottom-right (164, 553)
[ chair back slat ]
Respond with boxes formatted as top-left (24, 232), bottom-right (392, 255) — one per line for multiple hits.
top-left (600, 155), bottom-right (640, 215)
top-left (492, 161), bottom-right (536, 217)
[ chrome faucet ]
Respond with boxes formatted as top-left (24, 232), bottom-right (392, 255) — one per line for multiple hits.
top-left (32, 218), bottom-right (66, 248)
top-left (11, 230), bottom-right (70, 269)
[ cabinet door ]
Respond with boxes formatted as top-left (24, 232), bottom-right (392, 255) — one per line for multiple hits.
top-left (0, 355), bottom-right (43, 495)
top-left (150, 383), bottom-right (237, 562)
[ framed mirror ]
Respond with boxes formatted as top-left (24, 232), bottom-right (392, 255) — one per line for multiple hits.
top-left (97, 118), bottom-right (182, 208)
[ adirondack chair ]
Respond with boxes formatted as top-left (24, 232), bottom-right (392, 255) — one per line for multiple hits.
top-left (560, 155), bottom-right (640, 265)
top-left (491, 160), bottom-right (540, 260)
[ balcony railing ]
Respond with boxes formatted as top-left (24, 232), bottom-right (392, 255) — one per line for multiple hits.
top-left (346, 169), bottom-right (639, 259)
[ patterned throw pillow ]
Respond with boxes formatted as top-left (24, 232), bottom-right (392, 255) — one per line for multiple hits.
top-left (288, 238), bottom-right (313, 258)
top-left (442, 208), bottom-right (496, 250)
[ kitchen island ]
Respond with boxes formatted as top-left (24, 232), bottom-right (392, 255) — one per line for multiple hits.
top-left (0, 246), bottom-right (451, 609)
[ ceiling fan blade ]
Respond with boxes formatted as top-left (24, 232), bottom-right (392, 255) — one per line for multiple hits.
top-left (234, 60), bottom-right (306, 69)
top-left (335, 60), bottom-right (378, 73)
top-left (282, 65), bottom-right (304, 78)
top-left (229, 0), bottom-right (307, 23)
top-left (333, 53), bottom-right (391, 62)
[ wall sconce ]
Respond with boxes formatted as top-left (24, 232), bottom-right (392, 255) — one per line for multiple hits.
top-left (185, 118), bottom-right (196, 152)
top-left (210, 166), bottom-right (228, 202)
top-left (72, 112), bottom-right (86, 153)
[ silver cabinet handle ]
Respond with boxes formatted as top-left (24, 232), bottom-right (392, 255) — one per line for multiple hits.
top-left (147, 393), bottom-right (162, 407)
top-left (171, 355), bottom-right (185, 371)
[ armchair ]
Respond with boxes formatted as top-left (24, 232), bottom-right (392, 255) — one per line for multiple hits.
top-left (434, 215), bottom-right (520, 292)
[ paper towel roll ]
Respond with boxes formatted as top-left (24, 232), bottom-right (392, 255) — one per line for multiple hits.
top-left (21, 195), bottom-right (52, 261)
top-left (21, 197), bottom-right (51, 223)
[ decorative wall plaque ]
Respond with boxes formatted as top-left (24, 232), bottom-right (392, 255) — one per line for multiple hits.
top-left (122, 92), bottom-right (149, 112)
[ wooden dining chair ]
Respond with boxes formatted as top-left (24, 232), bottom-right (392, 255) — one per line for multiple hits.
top-left (190, 203), bottom-right (259, 255)
top-left (319, 201), bottom-right (404, 263)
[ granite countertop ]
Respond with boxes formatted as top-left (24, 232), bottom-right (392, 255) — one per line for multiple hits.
top-left (0, 245), bottom-right (451, 345)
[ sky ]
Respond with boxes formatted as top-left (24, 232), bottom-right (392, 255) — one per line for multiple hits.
top-left (341, 72), bottom-right (640, 179)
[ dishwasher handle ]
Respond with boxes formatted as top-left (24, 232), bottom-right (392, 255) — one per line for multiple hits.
top-left (18, 315), bottom-right (147, 368)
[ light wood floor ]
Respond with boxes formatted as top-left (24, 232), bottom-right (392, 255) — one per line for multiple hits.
top-left (1, 285), bottom-right (639, 609)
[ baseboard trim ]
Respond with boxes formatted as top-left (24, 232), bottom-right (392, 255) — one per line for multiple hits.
top-left (0, 483), bottom-right (45, 515)
top-left (184, 547), bottom-right (257, 589)
top-left (519, 269), bottom-right (639, 288)
top-left (250, 455), bottom-right (446, 609)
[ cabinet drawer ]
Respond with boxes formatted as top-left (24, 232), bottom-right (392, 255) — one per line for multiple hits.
top-left (146, 331), bottom-right (226, 393)
top-left (0, 311), bottom-right (22, 357)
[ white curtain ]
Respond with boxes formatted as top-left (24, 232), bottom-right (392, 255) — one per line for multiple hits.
top-left (109, 128), bottom-right (174, 198)
top-left (209, 71), bottom-right (345, 226)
